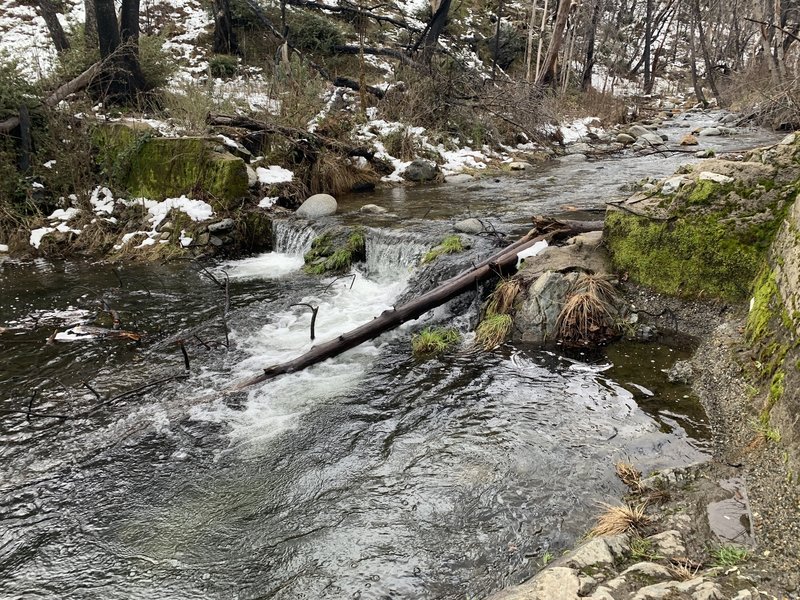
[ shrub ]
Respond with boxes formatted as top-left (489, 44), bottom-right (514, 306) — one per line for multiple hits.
top-left (139, 34), bottom-right (176, 91)
top-left (0, 54), bottom-right (37, 120)
top-left (288, 10), bottom-right (344, 55)
top-left (209, 54), bottom-right (240, 78)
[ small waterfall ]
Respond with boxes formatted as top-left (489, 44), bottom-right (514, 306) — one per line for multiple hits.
top-left (362, 228), bottom-right (430, 281)
top-left (272, 220), bottom-right (317, 255)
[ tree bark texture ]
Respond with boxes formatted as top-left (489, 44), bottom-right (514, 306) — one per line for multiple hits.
top-left (36, 0), bottom-right (70, 53)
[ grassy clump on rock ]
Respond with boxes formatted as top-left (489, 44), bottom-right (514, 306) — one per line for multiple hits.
top-left (303, 228), bottom-right (366, 275)
top-left (411, 327), bottom-right (461, 358)
top-left (422, 234), bottom-right (464, 264)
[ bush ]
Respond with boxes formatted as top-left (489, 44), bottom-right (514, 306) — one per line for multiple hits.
top-left (209, 54), bottom-right (240, 78)
top-left (139, 34), bottom-right (176, 91)
top-left (0, 54), bottom-right (38, 120)
top-left (288, 9), bottom-right (344, 55)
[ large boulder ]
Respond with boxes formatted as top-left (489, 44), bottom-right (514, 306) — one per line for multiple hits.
top-left (297, 194), bottom-right (337, 218)
top-left (93, 123), bottom-right (248, 210)
top-left (402, 159), bottom-right (439, 182)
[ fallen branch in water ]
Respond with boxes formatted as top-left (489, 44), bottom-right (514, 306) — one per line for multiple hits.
top-left (230, 223), bottom-right (576, 389)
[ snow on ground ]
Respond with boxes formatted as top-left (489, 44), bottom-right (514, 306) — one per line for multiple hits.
top-left (257, 166), bottom-right (294, 184)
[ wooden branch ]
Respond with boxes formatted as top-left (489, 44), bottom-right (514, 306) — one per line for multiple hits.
top-left (230, 226), bottom-right (572, 389)
top-left (0, 61), bottom-right (102, 134)
top-left (332, 44), bottom-right (423, 68)
top-left (743, 17), bottom-right (800, 44)
top-left (287, 0), bottom-right (419, 31)
top-left (208, 113), bottom-right (376, 159)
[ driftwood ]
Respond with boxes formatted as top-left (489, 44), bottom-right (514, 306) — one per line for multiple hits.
top-left (231, 225), bottom-right (573, 389)
top-left (0, 61), bottom-right (103, 134)
top-left (208, 113), bottom-right (377, 159)
top-left (532, 216), bottom-right (604, 233)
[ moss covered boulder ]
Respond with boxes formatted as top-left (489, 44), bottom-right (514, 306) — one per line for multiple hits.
top-left (605, 147), bottom-right (798, 301)
top-left (303, 226), bottom-right (366, 275)
top-left (94, 122), bottom-right (248, 209)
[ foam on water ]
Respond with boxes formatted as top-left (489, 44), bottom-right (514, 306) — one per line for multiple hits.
top-left (218, 252), bottom-right (305, 280)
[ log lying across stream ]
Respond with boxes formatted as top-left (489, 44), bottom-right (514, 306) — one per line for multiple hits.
top-left (231, 224), bottom-right (577, 390)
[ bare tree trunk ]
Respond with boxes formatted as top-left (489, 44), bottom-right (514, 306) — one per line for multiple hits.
top-left (36, 0), bottom-right (70, 53)
top-left (581, 0), bottom-right (601, 90)
top-left (492, 0), bottom-right (505, 77)
top-left (525, 0), bottom-right (539, 82)
top-left (689, 11), bottom-right (707, 106)
top-left (534, 0), bottom-right (550, 80)
top-left (692, 0), bottom-right (721, 102)
top-left (84, 0), bottom-right (98, 48)
top-left (535, 0), bottom-right (577, 87)
top-left (643, 0), bottom-right (653, 92)
top-left (421, 0), bottom-right (452, 60)
top-left (93, 0), bottom-right (144, 102)
top-left (212, 0), bottom-right (239, 54)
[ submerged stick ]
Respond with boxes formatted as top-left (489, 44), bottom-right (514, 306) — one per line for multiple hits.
top-left (231, 226), bottom-right (570, 390)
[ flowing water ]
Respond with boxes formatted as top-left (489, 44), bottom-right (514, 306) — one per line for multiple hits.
top-left (0, 114), bottom-right (780, 599)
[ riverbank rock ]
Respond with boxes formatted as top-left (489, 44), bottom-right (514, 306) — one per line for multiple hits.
top-left (604, 136), bottom-right (800, 301)
top-left (402, 159), bottom-right (439, 182)
top-left (297, 194), bottom-right (337, 218)
top-left (445, 173), bottom-right (475, 183)
top-left (616, 133), bottom-right (636, 145)
top-left (680, 133), bottom-right (699, 146)
top-left (454, 218), bottom-right (484, 234)
top-left (93, 123), bottom-right (248, 210)
top-left (510, 237), bottom-right (625, 344)
top-left (509, 161), bottom-right (532, 171)
top-left (488, 463), bottom-right (768, 600)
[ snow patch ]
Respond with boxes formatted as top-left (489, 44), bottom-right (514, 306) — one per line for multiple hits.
top-left (257, 166), bottom-right (294, 184)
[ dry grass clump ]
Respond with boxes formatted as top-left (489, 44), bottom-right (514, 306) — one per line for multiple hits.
top-left (307, 151), bottom-right (379, 196)
top-left (556, 273), bottom-right (621, 347)
top-left (668, 558), bottom-right (701, 581)
top-left (590, 502), bottom-right (651, 537)
top-left (485, 278), bottom-right (522, 317)
top-left (615, 461), bottom-right (643, 492)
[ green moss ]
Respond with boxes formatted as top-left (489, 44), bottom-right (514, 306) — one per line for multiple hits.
top-left (422, 235), bottom-right (464, 264)
top-left (686, 179), bottom-right (731, 205)
top-left (747, 269), bottom-right (782, 342)
top-left (93, 124), bottom-right (248, 208)
top-left (411, 327), bottom-right (461, 358)
top-left (303, 227), bottom-right (366, 275)
top-left (605, 211), bottom-right (765, 301)
top-left (768, 369), bottom-right (785, 408)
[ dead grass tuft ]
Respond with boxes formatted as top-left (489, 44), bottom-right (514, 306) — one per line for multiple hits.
top-left (615, 461), bottom-right (643, 492)
top-left (556, 274), bottom-right (621, 347)
top-left (590, 502), bottom-right (651, 537)
top-left (668, 558), bottom-right (702, 581)
top-left (485, 277), bottom-right (522, 317)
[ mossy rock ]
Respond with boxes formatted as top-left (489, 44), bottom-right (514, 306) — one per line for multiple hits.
top-left (93, 123), bottom-right (248, 209)
top-left (303, 227), bottom-right (366, 275)
top-left (604, 211), bottom-right (767, 301)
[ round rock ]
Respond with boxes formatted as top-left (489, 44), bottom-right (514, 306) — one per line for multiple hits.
top-left (297, 194), bottom-right (337, 218)
top-left (454, 218), bottom-right (484, 234)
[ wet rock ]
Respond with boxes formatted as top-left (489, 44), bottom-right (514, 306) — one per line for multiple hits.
top-left (489, 567), bottom-right (581, 600)
top-left (697, 171), bottom-right (734, 184)
top-left (628, 125), bottom-right (651, 138)
top-left (566, 538), bottom-right (615, 568)
top-left (360, 204), bottom-right (387, 214)
top-left (698, 127), bottom-right (722, 136)
top-left (680, 134), bottom-right (699, 146)
top-left (297, 194), bottom-right (337, 218)
top-left (695, 149), bottom-right (715, 158)
top-left (639, 133), bottom-right (665, 146)
top-left (667, 361), bottom-right (694, 384)
top-left (246, 165), bottom-right (258, 187)
top-left (509, 161), bottom-right (531, 170)
top-left (620, 561), bottom-right (672, 580)
top-left (634, 324), bottom-right (658, 341)
top-left (402, 159), bottom-right (439, 182)
top-left (208, 218), bottom-right (235, 233)
top-left (559, 153), bottom-right (588, 163)
top-left (661, 175), bottom-right (688, 195)
top-left (445, 173), bottom-right (475, 183)
top-left (513, 271), bottom-right (578, 343)
top-left (616, 133), bottom-right (636, 145)
top-left (454, 218), bottom-right (484, 234)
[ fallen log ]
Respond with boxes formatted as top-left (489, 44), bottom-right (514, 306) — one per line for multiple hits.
top-left (208, 113), bottom-right (377, 160)
top-left (0, 61), bottom-right (102, 134)
top-left (532, 215), bottom-right (604, 233)
top-left (231, 225), bottom-right (571, 389)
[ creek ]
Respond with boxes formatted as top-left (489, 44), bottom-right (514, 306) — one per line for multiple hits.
top-left (0, 113), bottom-right (779, 599)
